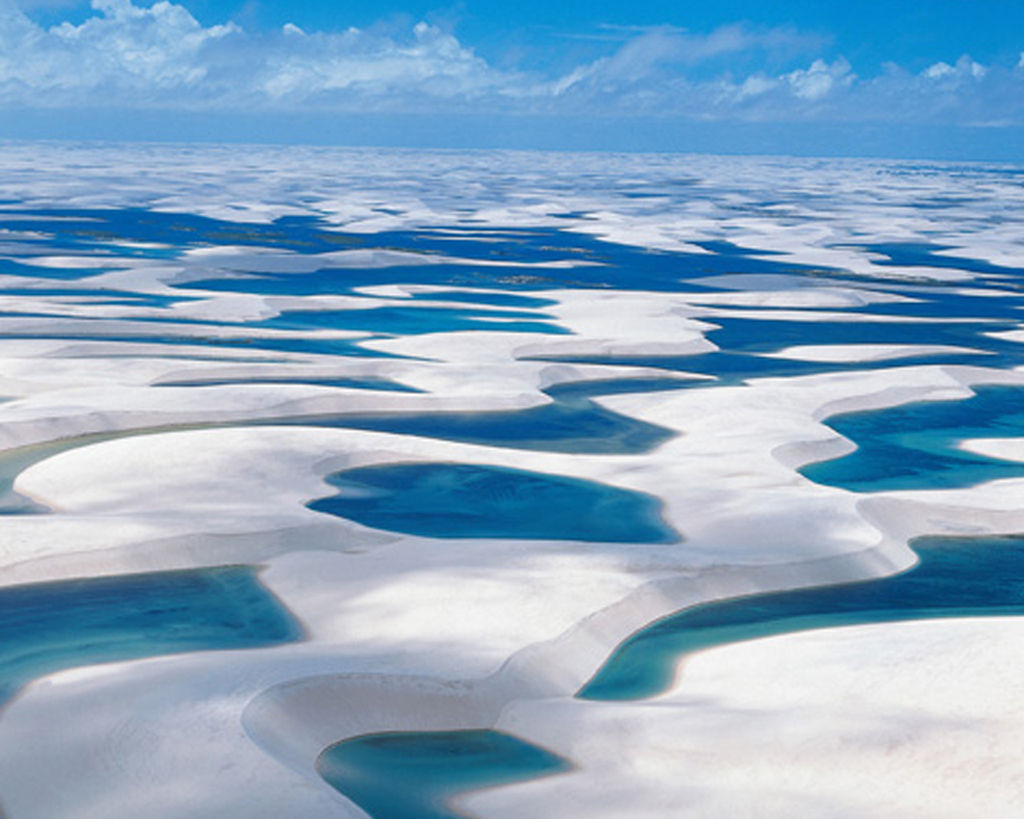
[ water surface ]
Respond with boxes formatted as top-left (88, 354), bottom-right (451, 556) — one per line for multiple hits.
top-left (0, 566), bottom-right (302, 704)
top-left (802, 385), bottom-right (1024, 492)
top-left (580, 534), bottom-right (1024, 701)
top-left (310, 462), bottom-right (677, 543)
top-left (318, 729), bottom-right (569, 819)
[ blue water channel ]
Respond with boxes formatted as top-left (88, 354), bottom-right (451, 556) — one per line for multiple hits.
top-left (4, 204), bottom-right (1024, 800)
top-left (318, 730), bottom-right (569, 819)
top-left (0, 566), bottom-right (302, 704)
top-left (579, 533), bottom-right (1024, 701)
top-left (154, 375), bottom-right (423, 392)
top-left (309, 462), bottom-right (677, 543)
top-left (257, 305), bottom-right (568, 337)
top-left (802, 384), bottom-right (1024, 492)
top-left (6, 207), bottom-right (1024, 392)
top-left (1, 207), bottom-right (840, 295)
top-left (287, 377), bottom-right (679, 455)
top-left (4, 202), bottom-right (1024, 818)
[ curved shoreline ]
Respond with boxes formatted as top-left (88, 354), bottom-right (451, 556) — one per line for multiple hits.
top-left (2, 149), bottom-right (1024, 817)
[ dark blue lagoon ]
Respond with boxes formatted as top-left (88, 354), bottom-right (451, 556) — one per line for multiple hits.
top-left (802, 385), bottom-right (1024, 492)
top-left (317, 729), bottom-right (569, 819)
top-left (0, 566), bottom-right (302, 704)
top-left (703, 315), bottom-right (1011, 355)
top-left (859, 241), bottom-right (1024, 279)
top-left (579, 534), bottom-right (1024, 701)
top-left (309, 462), bottom-right (677, 543)
top-left (407, 290), bottom-right (558, 309)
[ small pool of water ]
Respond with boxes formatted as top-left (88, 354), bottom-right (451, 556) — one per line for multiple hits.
top-left (280, 375), bottom-right (681, 455)
top-left (802, 385), bottom-right (1024, 492)
top-left (317, 729), bottom-right (569, 819)
top-left (0, 258), bottom-right (107, 281)
top-left (0, 435), bottom-right (127, 515)
top-left (408, 290), bottom-right (558, 309)
top-left (309, 462), bottom-right (677, 543)
top-left (154, 375), bottom-right (423, 392)
top-left (293, 393), bottom-right (674, 455)
top-left (0, 566), bottom-right (303, 704)
top-left (704, 315), bottom-right (1013, 354)
top-left (579, 533), bottom-right (1024, 701)
top-left (861, 241), bottom-right (1024, 279)
top-left (0, 330), bottom-right (407, 359)
top-left (259, 305), bottom-right (568, 337)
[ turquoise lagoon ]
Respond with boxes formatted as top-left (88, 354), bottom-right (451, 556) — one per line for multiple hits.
top-left (318, 730), bottom-right (568, 819)
top-left (309, 462), bottom-right (677, 543)
top-left (803, 385), bottom-right (1024, 491)
top-left (0, 566), bottom-right (302, 704)
top-left (579, 534), bottom-right (1024, 701)
top-left (3, 191), bottom-right (1024, 817)
top-left (290, 379), bottom-right (678, 455)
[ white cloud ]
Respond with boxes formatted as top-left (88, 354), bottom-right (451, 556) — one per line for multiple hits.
top-left (0, 0), bottom-right (1022, 128)
top-left (736, 74), bottom-right (777, 100)
top-left (784, 58), bottom-right (853, 100)
top-left (923, 55), bottom-right (987, 80)
top-left (1, 0), bottom-right (238, 98)
top-left (924, 62), bottom-right (954, 79)
top-left (255, 21), bottom-right (503, 103)
top-left (548, 23), bottom-right (824, 96)
top-left (0, 0), bottom-right (511, 107)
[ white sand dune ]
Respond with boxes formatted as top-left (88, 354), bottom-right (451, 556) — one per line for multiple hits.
top-left (0, 145), bottom-right (1022, 818)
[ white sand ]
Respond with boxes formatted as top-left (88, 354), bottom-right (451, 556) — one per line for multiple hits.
top-left (0, 146), bottom-right (1023, 818)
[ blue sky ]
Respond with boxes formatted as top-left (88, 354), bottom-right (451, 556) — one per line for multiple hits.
top-left (3, 0), bottom-right (1024, 158)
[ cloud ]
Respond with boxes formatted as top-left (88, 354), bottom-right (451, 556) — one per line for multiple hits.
top-left (784, 58), bottom-right (853, 100)
top-left (1, 0), bottom-right (1023, 128)
top-left (0, 0), bottom-right (240, 100)
top-left (550, 23), bottom-right (826, 95)
top-left (736, 74), bottom-right (777, 100)
top-left (923, 55), bottom-right (987, 80)
top-left (0, 0), bottom-right (512, 108)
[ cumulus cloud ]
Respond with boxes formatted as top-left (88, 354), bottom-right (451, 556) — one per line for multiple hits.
top-left (736, 74), bottom-right (777, 100)
top-left (0, 0), bottom-right (1022, 127)
top-left (0, 0), bottom-right (512, 108)
top-left (923, 55), bottom-right (987, 80)
top-left (785, 58), bottom-right (854, 100)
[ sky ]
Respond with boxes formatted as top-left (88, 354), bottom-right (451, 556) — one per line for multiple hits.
top-left (2, 0), bottom-right (1024, 159)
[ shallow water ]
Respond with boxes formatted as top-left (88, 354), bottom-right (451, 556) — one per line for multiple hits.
top-left (2, 162), bottom-right (1024, 816)
top-left (153, 375), bottom-right (423, 392)
top-left (802, 385), bottom-right (1024, 491)
top-left (863, 241), bottom-right (1023, 278)
top-left (407, 290), bottom-right (558, 309)
top-left (0, 566), bottom-right (302, 704)
top-left (579, 534), bottom-right (1024, 701)
top-left (259, 305), bottom-right (569, 337)
top-left (0, 329), bottom-right (407, 359)
top-left (309, 462), bottom-right (677, 543)
top-left (317, 729), bottom-right (569, 819)
top-left (0, 434), bottom-right (132, 514)
top-left (293, 393), bottom-right (674, 455)
top-left (0, 427), bottom-right (228, 514)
